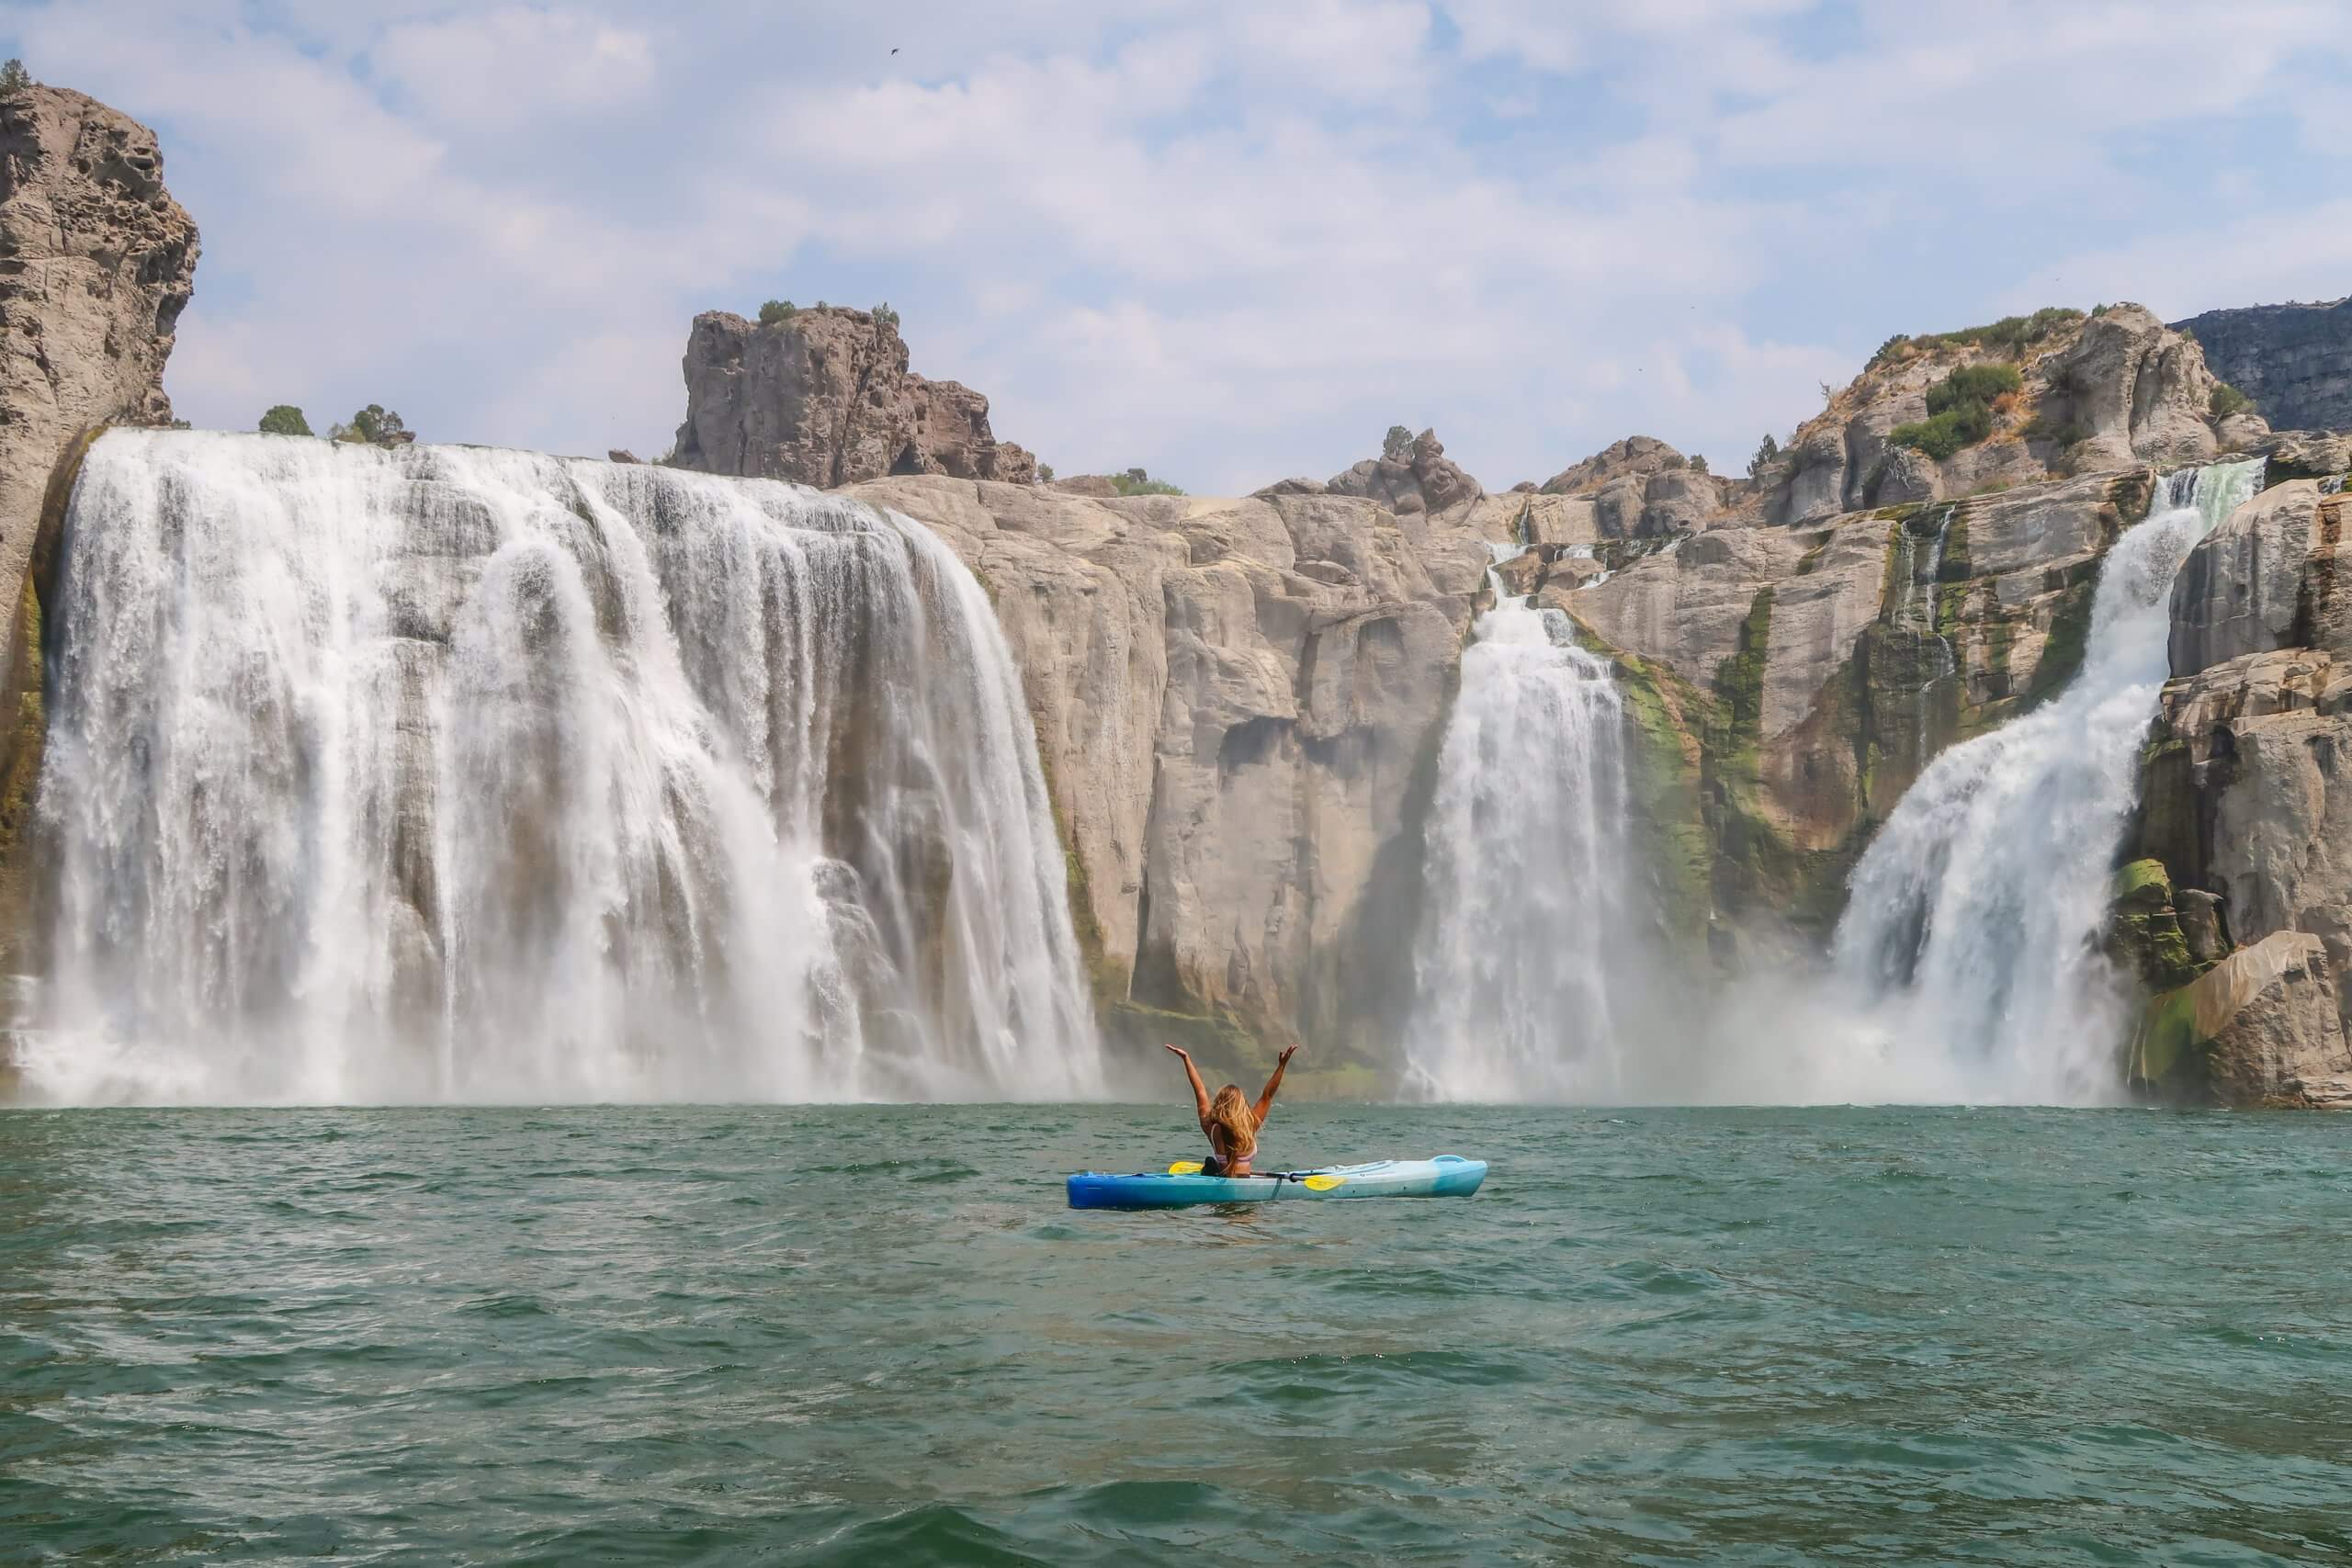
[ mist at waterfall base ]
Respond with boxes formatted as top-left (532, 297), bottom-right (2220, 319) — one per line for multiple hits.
top-left (17, 431), bottom-right (1098, 1105)
top-left (1407, 461), bottom-right (2264, 1106)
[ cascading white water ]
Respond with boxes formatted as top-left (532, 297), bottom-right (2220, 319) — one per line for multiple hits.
top-left (1826, 458), bottom-right (2264, 1100)
top-left (1404, 550), bottom-right (1637, 1100)
top-left (20, 430), bottom-right (1100, 1105)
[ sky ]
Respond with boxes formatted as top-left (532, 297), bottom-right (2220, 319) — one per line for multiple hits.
top-left (4, 0), bottom-right (2349, 495)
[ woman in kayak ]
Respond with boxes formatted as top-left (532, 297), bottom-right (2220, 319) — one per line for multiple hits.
top-left (1164, 1042), bottom-right (1298, 1176)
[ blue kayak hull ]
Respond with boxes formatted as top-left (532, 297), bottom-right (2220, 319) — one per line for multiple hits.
top-left (1067, 1156), bottom-right (1487, 1210)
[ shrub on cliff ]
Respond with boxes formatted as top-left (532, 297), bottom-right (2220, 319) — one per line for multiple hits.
top-left (1112, 468), bottom-right (1184, 496)
top-left (1870, 307), bottom-right (2084, 369)
top-left (258, 404), bottom-right (312, 437)
top-left (1927, 363), bottom-right (2021, 414)
top-left (1382, 424), bottom-right (1414, 461)
top-left (757, 299), bottom-right (797, 326)
top-left (2209, 382), bottom-right (2251, 422)
top-left (1748, 434), bottom-right (1780, 476)
top-left (0, 60), bottom-right (31, 96)
top-left (1891, 363), bottom-right (2023, 460)
top-left (872, 302), bottom-right (899, 329)
top-left (1890, 406), bottom-right (1990, 461)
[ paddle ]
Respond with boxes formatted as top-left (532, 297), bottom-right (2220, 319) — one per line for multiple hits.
top-left (1164, 1160), bottom-right (1342, 1190)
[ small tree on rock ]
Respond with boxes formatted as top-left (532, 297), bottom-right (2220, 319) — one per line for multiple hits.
top-left (1690, 454), bottom-right (1709, 474)
top-left (258, 404), bottom-right (312, 437)
top-left (329, 404), bottom-right (411, 446)
top-left (1382, 424), bottom-right (1414, 461)
top-left (757, 299), bottom-right (797, 326)
top-left (0, 61), bottom-right (33, 96)
top-left (1749, 434), bottom-right (1780, 477)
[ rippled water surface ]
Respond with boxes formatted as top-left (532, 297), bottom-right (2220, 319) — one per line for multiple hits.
top-left (3, 1104), bottom-right (2346, 1564)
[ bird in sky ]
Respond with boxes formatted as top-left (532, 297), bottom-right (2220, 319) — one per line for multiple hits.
top-left (891, 47), bottom-right (900, 54)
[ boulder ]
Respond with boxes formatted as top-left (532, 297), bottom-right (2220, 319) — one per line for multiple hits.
top-left (2135, 931), bottom-right (2352, 1108)
top-left (1540, 434), bottom-right (1685, 496)
top-left (2041, 303), bottom-right (2233, 472)
top-left (1325, 427), bottom-right (1483, 521)
top-left (2260, 428), bottom-right (2351, 482)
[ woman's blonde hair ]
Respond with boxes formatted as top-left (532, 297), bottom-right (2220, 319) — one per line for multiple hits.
top-left (1208, 1083), bottom-right (1258, 1158)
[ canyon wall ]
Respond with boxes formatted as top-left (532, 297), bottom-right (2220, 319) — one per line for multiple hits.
top-left (2175, 299), bottom-right (2352, 436)
top-left (842, 306), bottom-right (2323, 1090)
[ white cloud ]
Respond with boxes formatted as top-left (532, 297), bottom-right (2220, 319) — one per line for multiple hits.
top-left (374, 8), bottom-right (657, 130)
top-left (2006, 199), bottom-right (2352, 323)
top-left (5, 0), bottom-right (2346, 495)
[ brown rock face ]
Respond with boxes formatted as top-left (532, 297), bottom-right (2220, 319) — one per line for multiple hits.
top-left (672, 307), bottom-right (1036, 489)
top-left (0, 85), bottom-right (198, 649)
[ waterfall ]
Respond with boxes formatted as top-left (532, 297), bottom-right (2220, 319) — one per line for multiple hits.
top-left (1404, 550), bottom-right (1637, 1100)
top-left (18, 430), bottom-right (1100, 1104)
top-left (1826, 458), bottom-right (2264, 1100)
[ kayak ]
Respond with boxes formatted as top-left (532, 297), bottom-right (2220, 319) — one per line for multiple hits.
top-left (1066, 1155), bottom-right (1487, 1210)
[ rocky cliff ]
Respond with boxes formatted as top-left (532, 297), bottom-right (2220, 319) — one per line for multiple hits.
top-left (671, 306), bottom-right (1036, 489)
top-left (2133, 463), bottom-right (2352, 1105)
top-left (0, 85), bottom-right (198, 971)
top-left (839, 470), bottom-right (1492, 1088)
top-left (2175, 299), bottom-right (2352, 435)
top-left (761, 304), bottom-right (2332, 1093)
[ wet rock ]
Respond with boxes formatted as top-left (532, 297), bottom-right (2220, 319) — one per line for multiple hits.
top-left (2135, 931), bottom-right (2352, 1108)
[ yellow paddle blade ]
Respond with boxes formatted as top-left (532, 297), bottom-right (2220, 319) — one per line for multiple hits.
top-left (1167, 1161), bottom-right (1204, 1175)
top-left (1301, 1174), bottom-right (1344, 1191)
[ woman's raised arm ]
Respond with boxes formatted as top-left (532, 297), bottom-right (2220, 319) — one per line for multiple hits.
top-left (1163, 1043), bottom-right (1212, 1124)
top-left (1252, 1044), bottom-right (1299, 1127)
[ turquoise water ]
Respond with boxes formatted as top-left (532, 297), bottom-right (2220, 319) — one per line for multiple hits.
top-left (3, 1104), bottom-right (2346, 1565)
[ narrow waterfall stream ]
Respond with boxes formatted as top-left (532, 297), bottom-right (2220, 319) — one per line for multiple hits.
top-left (1827, 458), bottom-right (2264, 1100)
top-left (1404, 547), bottom-right (1638, 1100)
top-left (20, 431), bottom-right (1100, 1104)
